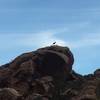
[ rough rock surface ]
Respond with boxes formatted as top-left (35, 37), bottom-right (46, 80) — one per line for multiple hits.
top-left (0, 45), bottom-right (100, 100)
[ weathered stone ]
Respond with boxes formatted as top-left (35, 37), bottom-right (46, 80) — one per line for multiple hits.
top-left (0, 45), bottom-right (99, 100)
top-left (0, 88), bottom-right (21, 100)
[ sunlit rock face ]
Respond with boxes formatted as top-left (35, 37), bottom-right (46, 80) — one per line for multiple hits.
top-left (0, 45), bottom-right (99, 100)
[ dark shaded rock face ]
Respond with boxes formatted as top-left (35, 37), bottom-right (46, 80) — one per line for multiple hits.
top-left (0, 45), bottom-right (100, 100)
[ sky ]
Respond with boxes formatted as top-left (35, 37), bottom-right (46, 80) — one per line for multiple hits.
top-left (0, 0), bottom-right (100, 75)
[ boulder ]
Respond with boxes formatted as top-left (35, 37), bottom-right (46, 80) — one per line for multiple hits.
top-left (0, 88), bottom-right (21, 100)
top-left (0, 45), bottom-right (99, 100)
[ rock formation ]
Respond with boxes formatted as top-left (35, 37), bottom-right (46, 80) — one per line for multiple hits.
top-left (0, 45), bottom-right (100, 100)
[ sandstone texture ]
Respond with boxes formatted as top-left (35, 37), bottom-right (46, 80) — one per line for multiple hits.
top-left (0, 45), bottom-right (100, 100)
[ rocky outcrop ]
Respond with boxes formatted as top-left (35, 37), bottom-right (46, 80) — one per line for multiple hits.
top-left (0, 45), bottom-right (100, 100)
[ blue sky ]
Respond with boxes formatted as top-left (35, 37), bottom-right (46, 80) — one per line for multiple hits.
top-left (0, 0), bottom-right (100, 75)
